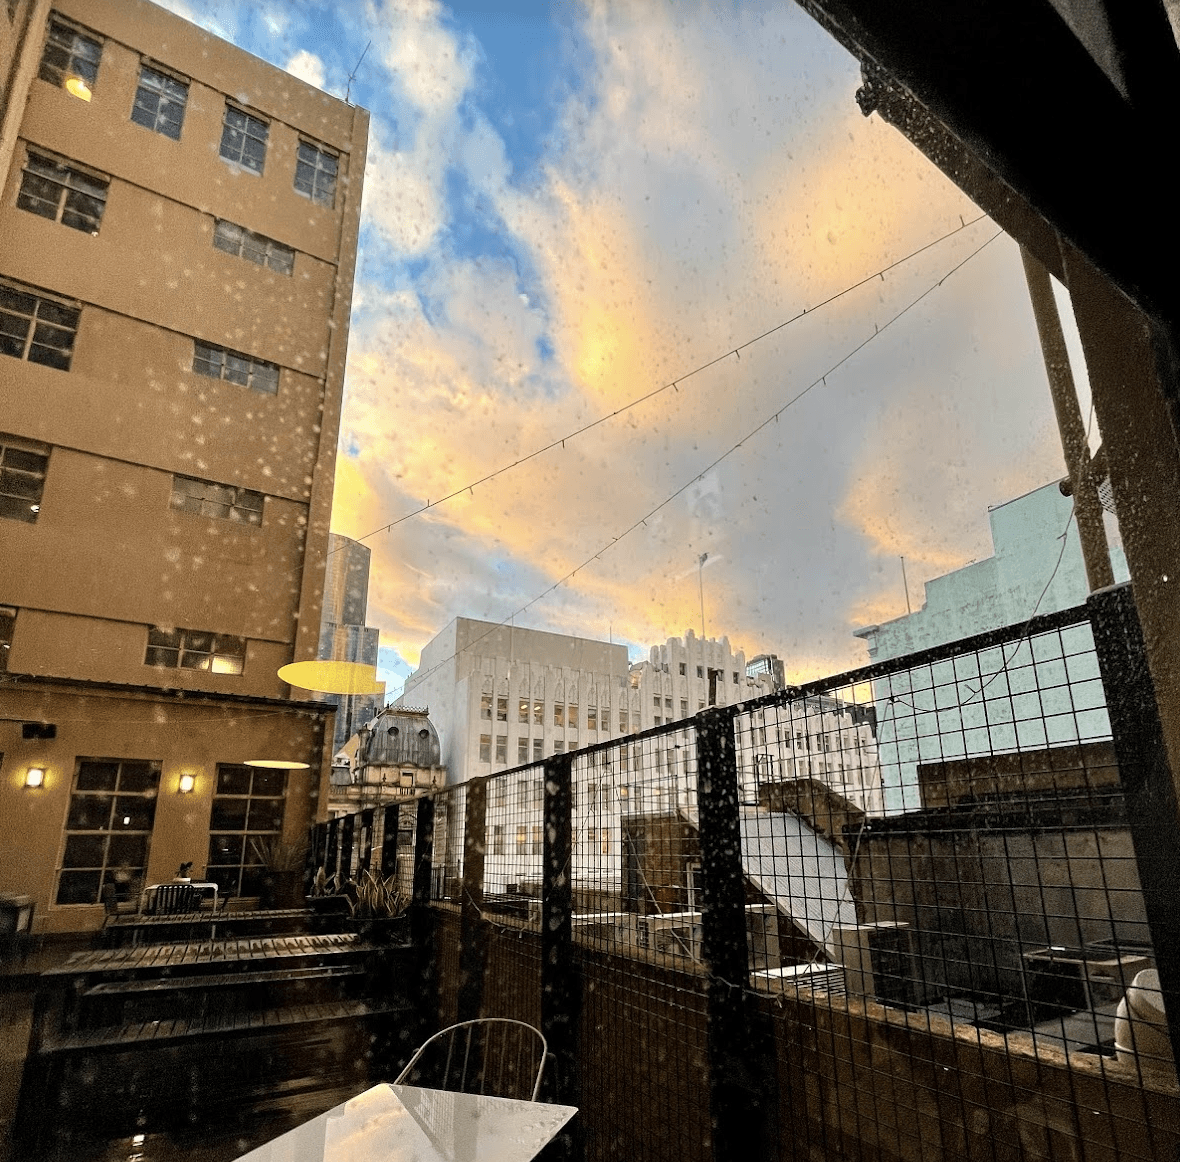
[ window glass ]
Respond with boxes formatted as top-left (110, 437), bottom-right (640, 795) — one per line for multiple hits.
top-left (56, 758), bottom-right (160, 905)
top-left (193, 341), bottom-right (279, 394)
top-left (130, 65), bottom-right (187, 139)
top-left (18, 153), bottom-right (109, 234)
top-left (0, 281), bottom-right (80, 370)
top-left (220, 105), bottom-right (268, 173)
top-left (205, 764), bottom-right (286, 897)
top-left (212, 219), bottom-right (295, 276)
top-left (170, 474), bottom-right (264, 525)
top-left (145, 626), bottom-right (246, 674)
top-left (294, 140), bottom-right (338, 206)
top-left (0, 436), bottom-right (49, 523)
top-left (0, 605), bottom-right (14, 670)
top-left (39, 19), bottom-right (101, 90)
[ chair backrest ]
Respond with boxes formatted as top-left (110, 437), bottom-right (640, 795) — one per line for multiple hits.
top-left (395, 1019), bottom-right (548, 1101)
top-left (151, 883), bottom-right (202, 915)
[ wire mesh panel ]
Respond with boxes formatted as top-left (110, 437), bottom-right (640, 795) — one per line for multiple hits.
top-left (430, 783), bottom-right (467, 902)
top-left (483, 765), bottom-right (545, 918)
top-left (738, 603), bottom-right (1180, 1161)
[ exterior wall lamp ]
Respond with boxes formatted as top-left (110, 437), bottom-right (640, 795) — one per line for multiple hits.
top-left (178, 773), bottom-right (196, 794)
top-left (25, 767), bottom-right (45, 789)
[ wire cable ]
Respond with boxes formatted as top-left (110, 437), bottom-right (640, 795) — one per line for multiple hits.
top-left (337, 213), bottom-right (992, 556)
top-left (388, 229), bottom-right (1003, 699)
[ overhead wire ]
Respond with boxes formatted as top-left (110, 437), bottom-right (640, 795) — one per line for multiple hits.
top-left (387, 227), bottom-right (1004, 699)
top-left (335, 213), bottom-right (992, 556)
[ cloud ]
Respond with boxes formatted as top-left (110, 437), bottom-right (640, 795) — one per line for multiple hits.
top-left (336, 2), bottom-right (1069, 687)
top-left (284, 49), bottom-right (326, 91)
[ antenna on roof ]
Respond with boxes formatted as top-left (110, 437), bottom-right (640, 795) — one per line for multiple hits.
top-left (345, 40), bottom-right (372, 104)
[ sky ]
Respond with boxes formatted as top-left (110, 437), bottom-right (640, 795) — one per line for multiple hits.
top-left (161, 0), bottom-right (1083, 699)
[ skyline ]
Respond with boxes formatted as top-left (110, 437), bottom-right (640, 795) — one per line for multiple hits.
top-left (158, 0), bottom-right (1092, 700)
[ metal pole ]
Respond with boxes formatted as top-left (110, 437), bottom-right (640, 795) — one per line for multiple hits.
top-left (456, 777), bottom-right (488, 1024)
top-left (1020, 246), bottom-right (1114, 591)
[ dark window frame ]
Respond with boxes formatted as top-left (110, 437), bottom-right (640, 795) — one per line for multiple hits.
top-left (17, 150), bottom-right (109, 234)
top-left (170, 474), bottom-right (264, 525)
top-left (206, 764), bottom-right (287, 898)
top-left (0, 605), bottom-right (15, 671)
top-left (212, 219), bottom-right (294, 275)
top-left (56, 757), bottom-right (161, 906)
top-left (0, 435), bottom-right (49, 524)
top-left (0, 280), bottom-right (80, 371)
top-left (130, 63), bottom-right (188, 140)
top-left (193, 340), bottom-right (278, 394)
top-left (294, 139), bottom-right (338, 207)
top-left (145, 626), bottom-right (246, 674)
top-left (38, 17), bottom-right (101, 92)
top-left (219, 104), bottom-right (269, 174)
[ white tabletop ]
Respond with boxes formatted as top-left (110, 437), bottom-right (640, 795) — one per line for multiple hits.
top-left (234, 1083), bottom-right (577, 1162)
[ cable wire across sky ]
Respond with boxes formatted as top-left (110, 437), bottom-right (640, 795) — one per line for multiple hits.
top-left (389, 226), bottom-right (1004, 695)
top-left (340, 212), bottom-right (992, 557)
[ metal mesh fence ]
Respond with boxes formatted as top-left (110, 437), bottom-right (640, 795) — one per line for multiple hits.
top-left (314, 589), bottom-right (1180, 1160)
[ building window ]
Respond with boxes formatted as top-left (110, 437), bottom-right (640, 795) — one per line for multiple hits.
top-left (193, 341), bottom-right (278, 394)
top-left (533, 700), bottom-right (543, 726)
top-left (733, 671), bottom-right (739, 683)
top-left (679, 662), bottom-right (687, 676)
top-left (553, 703), bottom-right (564, 728)
top-left (680, 699), bottom-right (688, 717)
top-left (0, 605), bottom-right (13, 670)
top-left (294, 140), bottom-right (338, 207)
top-left (56, 758), bottom-right (160, 905)
top-left (39, 18), bottom-right (101, 92)
top-left (480, 693), bottom-right (492, 719)
top-left (518, 698), bottom-right (529, 724)
top-left (697, 666), bottom-right (704, 678)
top-left (599, 828), bottom-right (611, 856)
top-left (130, 64), bottom-right (187, 139)
top-left (171, 474), bottom-right (263, 524)
top-left (568, 705), bottom-right (578, 731)
top-left (213, 220), bottom-right (294, 275)
top-left (515, 824), bottom-right (527, 855)
top-left (496, 696), bottom-right (508, 722)
top-left (0, 435), bottom-right (49, 523)
top-left (652, 696), bottom-right (660, 708)
top-left (219, 105), bottom-right (268, 173)
top-left (495, 735), bottom-right (507, 764)
top-left (553, 742), bottom-right (564, 754)
top-left (665, 697), bottom-right (672, 710)
top-left (653, 717), bottom-right (661, 727)
top-left (493, 778), bottom-right (505, 806)
top-left (0, 281), bottom-right (80, 370)
top-left (619, 711), bottom-right (627, 733)
top-left (517, 737), bottom-right (528, 764)
top-left (18, 152), bottom-right (108, 234)
top-left (206, 764), bottom-right (285, 898)
top-left (145, 626), bottom-right (246, 674)
top-left (531, 825), bottom-right (542, 856)
top-left (479, 735), bottom-right (490, 762)
top-left (492, 825), bottom-right (504, 856)
top-left (532, 738), bottom-right (543, 762)
top-left (587, 707), bottom-right (597, 731)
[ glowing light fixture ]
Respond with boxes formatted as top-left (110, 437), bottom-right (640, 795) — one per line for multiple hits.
top-left (277, 659), bottom-right (383, 695)
top-left (178, 773), bottom-right (196, 794)
top-left (25, 767), bottom-right (45, 789)
top-left (244, 759), bottom-right (311, 769)
top-left (65, 76), bottom-right (92, 101)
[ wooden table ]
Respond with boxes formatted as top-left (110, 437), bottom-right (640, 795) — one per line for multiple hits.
top-left (102, 906), bottom-right (319, 947)
top-left (234, 1082), bottom-right (578, 1161)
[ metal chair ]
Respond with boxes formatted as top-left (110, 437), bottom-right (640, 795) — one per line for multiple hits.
top-left (394, 1018), bottom-right (549, 1101)
top-left (148, 883), bottom-right (203, 915)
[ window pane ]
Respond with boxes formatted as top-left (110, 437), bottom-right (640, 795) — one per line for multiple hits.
top-left (208, 834), bottom-right (244, 865)
top-left (217, 765), bottom-right (252, 795)
top-left (113, 796), bottom-right (154, 830)
top-left (118, 761), bottom-right (158, 792)
top-left (56, 870), bottom-right (101, 905)
top-left (246, 798), bottom-right (284, 831)
top-left (77, 760), bottom-right (119, 791)
top-left (107, 833), bottom-right (149, 868)
top-left (252, 770), bottom-right (286, 796)
top-left (209, 798), bottom-right (248, 831)
top-left (63, 834), bottom-right (106, 868)
top-left (66, 795), bottom-right (110, 830)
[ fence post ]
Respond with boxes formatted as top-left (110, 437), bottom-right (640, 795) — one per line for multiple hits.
top-left (541, 752), bottom-right (580, 1160)
top-left (340, 813), bottom-right (356, 880)
top-left (695, 706), bottom-right (772, 1161)
top-left (410, 794), bottom-right (439, 1044)
top-left (326, 817), bottom-right (340, 881)
top-left (381, 802), bottom-right (401, 878)
top-left (457, 776), bottom-right (489, 1023)
top-left (1088, 583), bottom-right (1180, 1064)
top-left (359, 808), bottom-right (375, 873)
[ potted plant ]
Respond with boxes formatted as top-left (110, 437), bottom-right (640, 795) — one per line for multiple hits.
top-left (307, 866), bottom-right (351, 915)
top-left (347, 868), bottom-right (408, 944)
top-left (251, 837), bottom-right (307, 909)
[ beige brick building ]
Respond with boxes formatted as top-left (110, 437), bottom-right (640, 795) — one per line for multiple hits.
top-left (0, 0), bottom-right (367, 931)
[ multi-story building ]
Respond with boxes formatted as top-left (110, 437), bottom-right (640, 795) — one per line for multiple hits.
top-left (0, 0), bottom-right (367, 931)
top-left (318, 533), bottom-right (385, 754)
top-left (853, 481), bottom-right (1129, 811)
top-left (397, 617), bottom-right (632, 782)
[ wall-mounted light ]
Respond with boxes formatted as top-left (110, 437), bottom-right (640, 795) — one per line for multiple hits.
top-left (65, 76), bottom-right (92, 101)
top-left (178, 773), bottom-right (196, 794)
top-left (25, 767), bottom-right (45, 789)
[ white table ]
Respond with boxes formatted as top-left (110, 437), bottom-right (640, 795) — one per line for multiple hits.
top-left (234, 1083), bottom-right (577, 1162)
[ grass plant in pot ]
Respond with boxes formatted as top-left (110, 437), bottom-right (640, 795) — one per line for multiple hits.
top-left (348, 868), bottom-right (408, 944)
top-left (307, 866), bottom-right (352, 915)
top-left (251, 837), bottom-right (307, 909)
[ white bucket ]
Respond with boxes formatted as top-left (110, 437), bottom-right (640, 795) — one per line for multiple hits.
top-left (1114, 969), bottom-right (1174, 1073)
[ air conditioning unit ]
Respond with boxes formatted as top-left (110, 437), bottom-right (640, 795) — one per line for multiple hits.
top-left (828, 921), bottom-right (936, 1006)
top-left (636, 911), bottom-right (701, 958)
